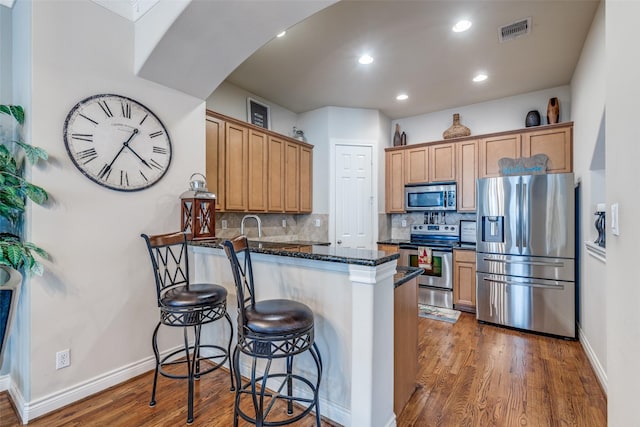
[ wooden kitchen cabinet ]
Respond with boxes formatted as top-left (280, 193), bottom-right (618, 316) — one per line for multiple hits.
top-left (284, 141), bottom-right (300, 212)
top-left (456, 139), bottom-right (478, 212)
top-left (521, 124), bottom-right (572, 173)
top-left (299, 145), bottom-right (313, 213)
top-left (205, 114), bottom-right (225, 211)
top-left (378, 243), bottom-right (399, 255)
top-left (385, 150), bottom-right (405, 213)
top-left (429, 143), bottom-right (456, 183)
top-left (405, 146), bottom-right (429, 184)
top-left (479, 134), bottom-right (521, 178)
top-left (394, 275), bottom-right (418, 415)
top-left (453, 249), bottom-right (476, 313)
top-left (225, 121), bottom-right (249, 211)
top-left (206, 110), bottom-right (313, 213)
top-left (248, 129), bottom-right (268, 211)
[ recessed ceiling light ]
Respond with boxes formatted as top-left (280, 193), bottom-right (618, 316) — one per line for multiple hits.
top-left (358, 54), bottom-right (374, 65)
top-left (396, 94), bottom-right (409, 101)
top-left (473, 73), bottom-right (488, 82)
top-left (452, 20), bottom-right (472, 33)
top-left (276, 31), bottom-right (286, 38)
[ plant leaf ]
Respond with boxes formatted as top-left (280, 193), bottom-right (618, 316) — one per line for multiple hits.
top-left (0, 105), bottom-right (24, 125)
top-left (24, 183), bottom-right (48, 205)
top-left (14, 141), bottom-right (48, 164)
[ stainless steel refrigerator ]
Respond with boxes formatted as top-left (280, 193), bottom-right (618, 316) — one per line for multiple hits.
top-left (475, 173), bottom-right (576, 338)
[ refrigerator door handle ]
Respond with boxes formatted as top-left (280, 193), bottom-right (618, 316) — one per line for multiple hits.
top-left (482, 257), bottom-right (565, 267)
top-left (482, 277), bottom-right (564, 290)
top-left (521, 183), bottom-right (528, 248)
top-left (515, 182), bottom-right (521, 249)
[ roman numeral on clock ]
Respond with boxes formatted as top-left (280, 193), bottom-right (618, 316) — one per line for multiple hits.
top-left (153, 146), bottom-right (168, 155)
top-left (71, 133), bottom-right (94, 142)
top-left (121, 101), bottom-right (131, 119)
top-left (98, 163), bottom-right (112, 180)
top-left (79, 114), bottom-right (98, 125)
top-left (149, 158), bottom-right (163, 170)
top-left (149, 130), bottom-right (163, 138)
top-left (76, 148), bottom-right (98, 164)
top-left (98, 100), bottom-right (113, 118)
top-left (120, 170), bottom-right (129, 186)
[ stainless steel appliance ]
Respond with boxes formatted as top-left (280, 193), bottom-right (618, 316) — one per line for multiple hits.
top-left (399, 224), bottom-right (458, 309)
top-left (476, 173), bottom-right (576, 338)
top-left (404, 182), bottom-right (456, 212)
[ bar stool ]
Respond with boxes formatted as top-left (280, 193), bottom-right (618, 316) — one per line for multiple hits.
top-left (141, 231), bottom-right (234, 424)
top-left (222, 235), bottom-right (322, 427)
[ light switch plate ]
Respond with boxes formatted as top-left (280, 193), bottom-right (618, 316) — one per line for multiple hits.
top-left (401, 220), bottom-right (407, 227)
top-left (611, 203), bottom-right (620, 236)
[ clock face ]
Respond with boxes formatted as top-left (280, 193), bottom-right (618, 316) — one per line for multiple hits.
top-left (63, 94), bottom-right (172, 192)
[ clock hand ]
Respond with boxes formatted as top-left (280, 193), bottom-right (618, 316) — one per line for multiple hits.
top-left (102, 129), bottom-right (139, 177)
top-left (125, 144), bottom-right (152, 169)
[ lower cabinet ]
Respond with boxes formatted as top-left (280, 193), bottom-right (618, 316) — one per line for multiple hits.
top-left (378, 243), bottom-right (399, 255)
top-left (453, 249), bottom-right (476, 313)
top-left (394, 275), bottom-right (418, 415)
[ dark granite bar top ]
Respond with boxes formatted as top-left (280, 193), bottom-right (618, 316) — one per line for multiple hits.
top-left (190, 238), bottom-right (399, 267)
top-left (377, 239), bottom-right (409, 246)
top-left (394, 266), bottom-right (424, 288)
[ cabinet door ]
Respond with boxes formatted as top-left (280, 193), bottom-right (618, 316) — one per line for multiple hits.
top-left (378, 244), bottom-right (399, 255)
top-left (521, 125), bottom-right (572, 173)
top-left (385, 150), bottom-right (405, 213)
top-left (299, 145), bottom-right (313, 213)
top-left (284, 141), bottom-right (300, 212)
top-left (267, 136), bottom-right (285, 212)
top-left (405, 146), bottom-right (429, 184)
top-left (429, 143), bottom-right (456, 183)
top-left (248, 130), bottom-right (268, 211)
top-left (225, 122), bottom-right (249, 211)
top-left (479, 134), bottom-right (521, 178)
top-left (453, 250), bottom-right (476, 312)
top-left (205, 114), bottom-right (225, 212)
top-left (456, 140), bottom-right (478, 212)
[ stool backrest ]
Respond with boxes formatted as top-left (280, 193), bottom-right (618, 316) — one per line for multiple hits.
top-left (141, 231), bottom-right (190, 306)
top-left (222, 236), bottom-right (255, 329)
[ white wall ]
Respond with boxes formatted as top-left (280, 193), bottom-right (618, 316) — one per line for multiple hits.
top-left (393, 85), bottom-right (571, 145)
top-left (25, 0), bottom-right (203, 407)
top-left (606, 1), bottom-right (640, 424)
top-left (298, 107), bottom-right (330, 213)
top-left (206, 80), bottom-right (298, 137)
top-left (569, 1), bottom-right (607, 392)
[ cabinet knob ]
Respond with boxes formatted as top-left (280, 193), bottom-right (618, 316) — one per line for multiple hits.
top-left (337, 240), bottom-right (342, 245)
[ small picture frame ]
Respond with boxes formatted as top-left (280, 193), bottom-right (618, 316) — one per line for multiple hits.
top-left (247, 98), bottom-right (270, 129)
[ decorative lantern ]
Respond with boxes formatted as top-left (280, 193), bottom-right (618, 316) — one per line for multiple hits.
top-left (180, 173), bottom-right (216, 239)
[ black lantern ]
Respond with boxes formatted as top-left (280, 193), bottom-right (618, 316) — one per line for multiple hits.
top-left (180, 173), bottom-right (216, 239)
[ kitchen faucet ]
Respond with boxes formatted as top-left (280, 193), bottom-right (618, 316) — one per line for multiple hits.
top-left (240, 215), bottom-right (262, 238)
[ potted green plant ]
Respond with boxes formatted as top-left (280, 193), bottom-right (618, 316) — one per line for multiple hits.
top-left (0, 105), bottom-right (48, 366)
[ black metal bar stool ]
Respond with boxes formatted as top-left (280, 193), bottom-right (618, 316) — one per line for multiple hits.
top-left (222, 235), bottom-right (323, 427)
top-left (141, 231), bottom-right (234, 424)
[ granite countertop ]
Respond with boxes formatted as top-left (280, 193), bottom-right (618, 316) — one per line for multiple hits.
top-left (394, 266), bottom-right (423, 288)
top-left (190, 238), bottom-right (399, 267)
top-left (377, 239), bottom-right (410, 245)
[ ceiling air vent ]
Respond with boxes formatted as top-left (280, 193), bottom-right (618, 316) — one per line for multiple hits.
top-left (498, 17), bottom-right (531, 42)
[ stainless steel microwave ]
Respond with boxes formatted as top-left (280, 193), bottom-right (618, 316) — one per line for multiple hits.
top-left (405, 183), bottom-right (456, 212)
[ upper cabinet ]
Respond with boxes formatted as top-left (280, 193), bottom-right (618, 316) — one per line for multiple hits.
top-left (384, 122), bottom-right (573, 213)
top-left (206, 110), bottom-right (313, 213)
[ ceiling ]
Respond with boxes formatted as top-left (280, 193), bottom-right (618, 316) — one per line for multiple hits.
top-left (225, 0), bottom-right (600, 120)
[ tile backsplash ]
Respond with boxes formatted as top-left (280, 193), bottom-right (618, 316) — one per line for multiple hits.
top-left (215, 212), bottom-right (329, 243)
top-left (386, 212), bottom-right (476, 241)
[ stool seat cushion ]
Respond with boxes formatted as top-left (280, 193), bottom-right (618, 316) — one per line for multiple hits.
top-left (245, 299), bottom-right (314, 335)
top-left (162, 283), bottom-right (227, 308)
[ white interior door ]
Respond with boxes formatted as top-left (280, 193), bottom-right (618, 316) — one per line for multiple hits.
top-left (334, 144), bottom-right (374, 248)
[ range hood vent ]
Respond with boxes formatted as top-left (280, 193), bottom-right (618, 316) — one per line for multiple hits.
top-left (498, 17), bottom-right (531, 42)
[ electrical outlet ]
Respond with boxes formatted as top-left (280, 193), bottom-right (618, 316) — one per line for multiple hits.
top-left (56, 349), bottom-right (70, 369)
top-left (401, 220), bottom-right (407, 227)
top-left (282, 219), bottom-right (287, 228)
top-left (314, 219), bottom-right (321, 227)
top-left (221, 220), bottom-right (227, 229)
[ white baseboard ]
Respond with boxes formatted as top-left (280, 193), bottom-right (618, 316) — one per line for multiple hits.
top-left (578, 324), bottom-right (608, 395)
top-left (0, 374), bottom-right (9, 392)
top-left (13, 345), bottom-right (181, 423)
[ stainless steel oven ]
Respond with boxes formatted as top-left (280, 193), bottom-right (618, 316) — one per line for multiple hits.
top-left (398, 224), bottom-right (457, 309)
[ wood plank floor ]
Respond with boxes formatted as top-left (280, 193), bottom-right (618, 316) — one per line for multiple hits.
top-left (0, 313), bottom-right (606, 426)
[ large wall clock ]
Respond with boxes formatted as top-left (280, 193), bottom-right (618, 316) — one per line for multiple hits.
top-left (63, 94), bottom-right (172, 192)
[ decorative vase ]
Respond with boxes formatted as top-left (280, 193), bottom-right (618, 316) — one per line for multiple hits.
top-left (547, 97), bottom-right (560, 124)
top-left (525, 110), bottom-right (541, 127)
top-left (400, 132), bottom-right (407, 146)
top-left (443, 113), bottom-right (471, 139)
top-left (594, 211), bottom-right (605, 248)
top-left (393, 124), bottom-right (402, 146)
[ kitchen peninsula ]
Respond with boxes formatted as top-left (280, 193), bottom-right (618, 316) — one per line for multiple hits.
top-left (190, 240), bottom-right (415, 427)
